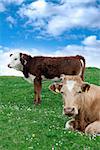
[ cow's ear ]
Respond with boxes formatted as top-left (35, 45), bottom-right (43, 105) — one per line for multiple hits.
top-left (20, 53), bottom-right (31, 61)
top-left (49, 83), bottom-right (63, 94)
top-left (20, 53), bottom-right (22, 57)
top-left (20, 53), bottom-right (25, 60)
top-left (81, 83), bottom-right (90, 92)
top-left (20, 53), bottom-right (27, 65)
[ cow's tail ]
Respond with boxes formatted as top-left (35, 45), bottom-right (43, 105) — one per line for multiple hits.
top-left (76, 55), bottom-right (86, 80)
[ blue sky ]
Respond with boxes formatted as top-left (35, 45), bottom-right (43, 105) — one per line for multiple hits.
top-left (0, 0), bottom-right (100, 75)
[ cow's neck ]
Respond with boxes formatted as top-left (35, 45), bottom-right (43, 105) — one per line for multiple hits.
top-left (75, 110), bottom-right (88, 132)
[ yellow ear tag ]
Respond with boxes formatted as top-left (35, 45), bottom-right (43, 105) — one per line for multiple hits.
top-left (55, 89), bottom-right (60, 93)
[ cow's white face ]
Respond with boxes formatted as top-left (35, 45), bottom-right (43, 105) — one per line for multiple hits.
top-left (8, 53), bottom-right (23, 71)
top-left (66, 80), bottom-right (76, 92)
top-left (61, 80), bottom-right (80, 116)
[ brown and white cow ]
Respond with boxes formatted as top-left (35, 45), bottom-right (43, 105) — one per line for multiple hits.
top-left (49, 75), bottom-right (100, 135)
top-left (8, 53), bottom-right (85, 104)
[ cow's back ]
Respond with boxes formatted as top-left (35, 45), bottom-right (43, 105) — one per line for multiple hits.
top-left (41, 56), bottom-right (82, 78)
top-left (27, 56), bottom-right (83, 79)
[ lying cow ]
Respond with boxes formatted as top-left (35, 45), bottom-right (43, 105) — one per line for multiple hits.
top-left (8, 53), bottom-right (85, 104)
top-left (49, 75), bottom-right (100, 134)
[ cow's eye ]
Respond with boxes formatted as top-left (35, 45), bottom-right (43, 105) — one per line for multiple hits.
top-left (14, 58), bottom-right (17, 60)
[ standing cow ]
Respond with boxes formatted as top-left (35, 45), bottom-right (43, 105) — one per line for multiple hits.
top-left (8, 53), bottom-right (85, 104)
top-left (49, 75), bottom-right (100, 134)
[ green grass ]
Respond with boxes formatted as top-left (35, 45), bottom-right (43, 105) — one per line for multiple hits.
top-left (0, 67), bottom-right (100, 150)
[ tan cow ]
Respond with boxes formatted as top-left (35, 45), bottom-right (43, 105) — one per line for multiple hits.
top-left (49, 75), bottom-right (100, 135)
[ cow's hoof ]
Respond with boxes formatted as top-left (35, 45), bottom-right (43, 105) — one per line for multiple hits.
top-left (34, 100), bottom-right (41, 105)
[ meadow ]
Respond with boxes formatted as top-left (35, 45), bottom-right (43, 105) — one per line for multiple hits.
top-left (0, 67), bottom-right (100, 150)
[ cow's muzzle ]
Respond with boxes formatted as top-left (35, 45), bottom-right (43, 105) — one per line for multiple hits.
top-left (64, 107), bottom-right (78, 117)
top-left (8, 64), bottom-right (12, 68)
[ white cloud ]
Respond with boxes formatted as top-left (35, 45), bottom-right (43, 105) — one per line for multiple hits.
top-left (54, 35), bottom-right (100, 68)
top-left (55, 45), bottom-right (100, 68)
top-left (1, 0), bottom-right (24, 5)
top-left (47, 6), bottom-right (100, 36)
top-left (18, 0), bottom-right (100, 36)
top-left (6, 16), bottom-right (16, 27)
top-left (0, 2), bottom-right (6, 12)
top-left (0, 0), bottom-right (24, 13)
top-left (47, 15), bottom-right (69, 36)
top-left (82, 35), bottom-right (100, 48)
top-left (0, 35), bottom-right (100, 76)
top-left (61, 0), bottom-right (96, 5)
top-left (18, 0), bottom-right (48, 19)
top-left (0, 0), bottom-right (99, 36)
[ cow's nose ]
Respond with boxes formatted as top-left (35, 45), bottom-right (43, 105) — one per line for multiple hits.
top-left (64, 107), bottom-right (75, 116)
top-left (8, 64), bottom-right (12, 68)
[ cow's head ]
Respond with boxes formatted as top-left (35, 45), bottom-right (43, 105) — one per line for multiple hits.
top-left (8, 53), bottom-right (31, 71)
top-left (49, 75), bottom-right (90, 117)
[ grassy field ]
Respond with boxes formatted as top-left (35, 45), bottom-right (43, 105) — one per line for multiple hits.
top-left (0, 67), bottom-right (100, 150)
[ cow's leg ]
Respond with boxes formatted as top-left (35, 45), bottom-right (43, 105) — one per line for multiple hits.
top-left (77, 111), bottom-right (87, 132)
top-left (34, 77), bottom-right (42, 104)
top-left (65, 119), bottom-right (79, 131)
top-left (85, 121), bottom-right (100, 135)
